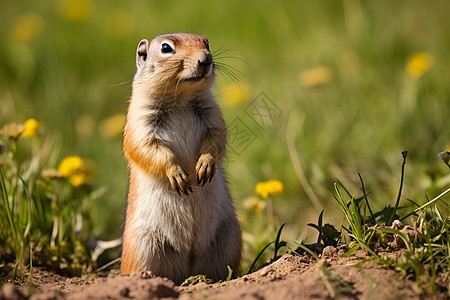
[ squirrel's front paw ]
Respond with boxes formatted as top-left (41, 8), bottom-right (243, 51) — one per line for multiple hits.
top-left (166, 164), bottom-right (192, 195)
top-left (196, 153), bottom-right (216, 186)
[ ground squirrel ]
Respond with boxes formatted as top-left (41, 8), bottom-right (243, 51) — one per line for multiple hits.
top-left (120, 33), bottom-right (242, 284)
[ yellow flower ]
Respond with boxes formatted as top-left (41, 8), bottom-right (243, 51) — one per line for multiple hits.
top-left (58, 0), bottom-right (92, 22)
top-left (222, 83), bottom-right (249, 106)
top-left (58, 156), bottom-right (84, 177)
top-left (22, 118), bottom-right (42, 137)
top-left (255, 180), bottom-right (284, 199)
top-left (0, 123), bottom-right (25, 140)
top-left (99, 114), bottom-right (126, 138)
top-left (298, 66), bottom-right (332, 87)
top-left (9, 13), bottom-right (44, 43)
top-left (57, 156), bottom-right (93, 187)
top-left (406, 52), bottom-right (433, 79)
top-left (69, 173), bottom-right (87, 187)
top-left (104, 10), bottom-right (134, 39)
top-left (255, 182), bottom-right (269, 198)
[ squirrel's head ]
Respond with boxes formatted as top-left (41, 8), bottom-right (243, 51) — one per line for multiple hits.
top-left (133, 33), bottom-right (214, 97)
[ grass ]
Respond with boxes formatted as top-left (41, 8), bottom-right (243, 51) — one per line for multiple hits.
top-left (0, 133), bottom-right (99, 279)
top-left (0, 0), bottom-right (449, 291)
top-left (0, 166), bottom-right (32, 280)
top-left (333, 154), bottom-right (449, 291)
top-left (247, 152), bottom-right (449, 293)
top-left (336, 157), bottom-right (448, 291)
top-left (247, 223), bottom-right (287, 274)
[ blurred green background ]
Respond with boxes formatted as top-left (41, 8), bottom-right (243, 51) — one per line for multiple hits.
top-left (1, 0), bottom-right (449, 256)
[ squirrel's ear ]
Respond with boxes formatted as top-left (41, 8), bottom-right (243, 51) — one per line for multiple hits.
top-left (136, 39), bottom-right (150, 69)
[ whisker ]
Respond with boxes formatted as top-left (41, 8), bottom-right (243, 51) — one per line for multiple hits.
top-left (216, 64), bottom-right (239, 78)
top-left (212, 47), bottom-right (251, 76)
top-left (215, 65), bottom-right (241, 86)
top-left (215, 62), bottom-right (246, 78)
top-left (109, 80), bottom-right (132, 87)
top-left (212, 46), bottom-right (238, 57)
top-left (174, 77), bottom-right (182, 100)
top-left (151, 17), bottom-right (171, 34)
top-left (215, 62), bottom-right (242, 78)
top-left (215, 56), bottom-right (250, 68)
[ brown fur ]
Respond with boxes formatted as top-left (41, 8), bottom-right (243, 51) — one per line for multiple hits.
top-left (121, 33), bottom-right (241, 284)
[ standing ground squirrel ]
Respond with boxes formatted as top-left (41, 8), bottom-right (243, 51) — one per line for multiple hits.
top-left (120, 33), bottom-right (242, 284)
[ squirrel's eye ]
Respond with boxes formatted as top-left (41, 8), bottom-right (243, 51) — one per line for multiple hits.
top-left (161, 43), bottom-right (174, 54)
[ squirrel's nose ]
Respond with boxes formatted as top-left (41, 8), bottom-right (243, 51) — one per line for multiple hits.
top-left (198, 51), bottom-right (212, 66)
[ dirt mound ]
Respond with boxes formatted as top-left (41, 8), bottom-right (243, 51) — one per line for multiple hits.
top-left (1, 250), bottom-right (447, 300)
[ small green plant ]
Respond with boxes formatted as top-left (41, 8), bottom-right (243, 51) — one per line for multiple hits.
top-left (307, 209), bottom-right (341, 247)
top-left (0, 120), bottom-right (98, 279)
top-left (241, 180), bottom-right (285, 274)
top-left (181, 274), bottom-right (213, 286)
top-left (336, 152), bottom-right (409, 228)
top-left (373, 204), bottom-right (449, 292)
top-left (333, 183), bottom-right (377, 257)
top-left (405, 205), bottom-right (449, 290)
top-left (0, 167), bottom-right (33, 279)
top-left (225, 265), bottom-right (234, 281)
top-left (332, 151), bottom-right (449, 292)
top-left (387, 151), bottom-right (408, 225)
top-left (247, 223), bottom-right (287, 274)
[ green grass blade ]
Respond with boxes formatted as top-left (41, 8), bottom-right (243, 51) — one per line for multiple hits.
top-left (388, 151), bottom-right (408, 225)
top-left (273, 223), bottom-right (287, 259)
top-left (225, 266), bottom-right (233, 281)
top-left (0, 167), bottom-right (19, 246)
top-left (357, 172), bottom-right (374, 220)
top-left (294, 242), bottom-right (320, 261)
top-left (340, 244), bottom-right (360, 257)
top-left (247, 241), bottom-right (274, 274)
top-left (399, 187), bottom-right (450, 222)
top-left (317, 209), bottom-right (324, 243)
top-left (336, 180), bottom-right (353, 199)
top-left (18, 175), bottom-right (32, 239)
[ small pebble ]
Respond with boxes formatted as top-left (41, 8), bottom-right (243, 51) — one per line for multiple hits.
top-left (322, 246), bottom-right (337, 257)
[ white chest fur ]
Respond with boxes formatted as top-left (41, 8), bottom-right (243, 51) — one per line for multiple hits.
top-left (128, 99), bottom-right (227, 264)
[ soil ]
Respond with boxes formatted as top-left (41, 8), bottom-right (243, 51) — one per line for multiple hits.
top-left (0, 248), bottom-right (448, 300)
